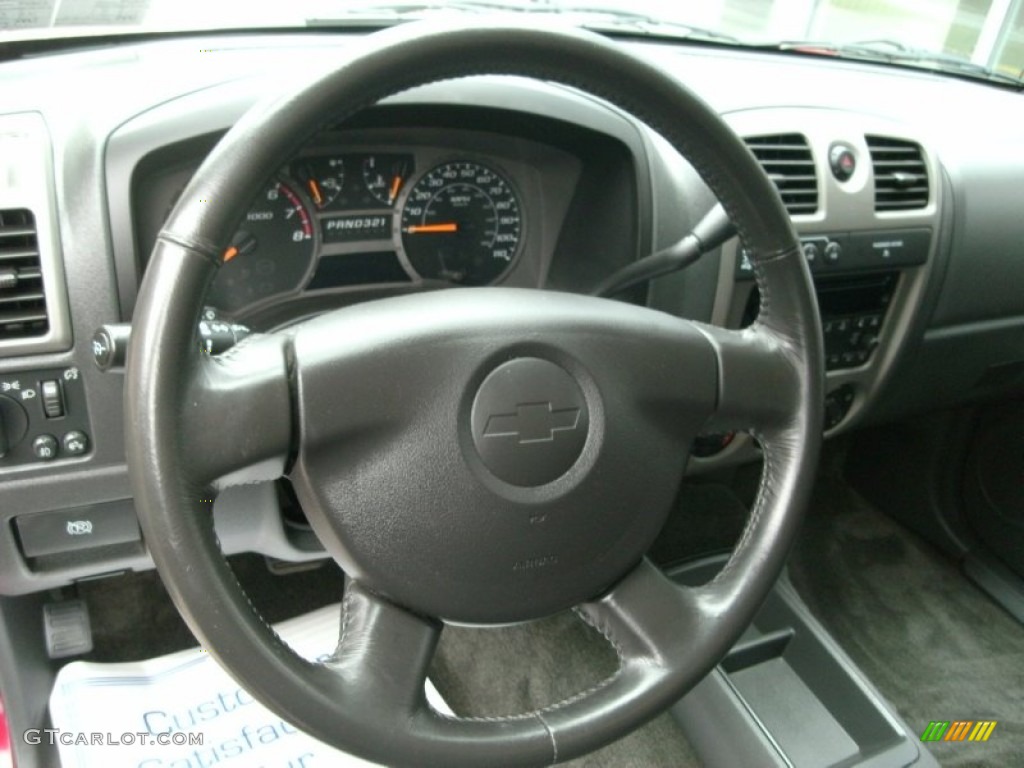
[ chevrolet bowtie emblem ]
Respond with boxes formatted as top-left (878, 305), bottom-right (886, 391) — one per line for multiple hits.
top-left (483, 402), bottom-right (581, 444)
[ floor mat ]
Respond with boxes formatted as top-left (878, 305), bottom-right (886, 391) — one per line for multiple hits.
top-left (787, 476), bottom-right (1024, 767)
top-left (51, 603), bottom-right (451, 768)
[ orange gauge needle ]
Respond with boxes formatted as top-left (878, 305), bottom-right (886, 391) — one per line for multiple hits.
top-left (223, 246), bottom-right (239, 263)
top-left (308, 179), bottom-right (323, 206)
top-left (388, 175), bottom-right (402, 204)
top-left (406, 223), bottom-right (458, 234)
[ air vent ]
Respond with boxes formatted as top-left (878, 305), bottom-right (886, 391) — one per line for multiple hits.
top-left (744, 134), bottom-right (818, 216)
top-left (0, 209), bottom-right (49, 341)
top-left (866, 136), bottom-right (929, 211)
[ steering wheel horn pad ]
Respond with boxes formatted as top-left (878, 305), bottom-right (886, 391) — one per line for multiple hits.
top-left (470, 355), bottom-right (589, 488)
top-left (289, 288), bottom-right (716, 624)
top-left (126, 20), bottom-right (823, 768)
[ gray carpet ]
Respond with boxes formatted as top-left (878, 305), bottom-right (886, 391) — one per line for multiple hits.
top-left (431, 611), bottom-right (701, 767)
top-left (788, 475), bottom-right (1024, 768)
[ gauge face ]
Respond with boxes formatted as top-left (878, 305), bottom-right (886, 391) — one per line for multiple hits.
top-left (400, 161), bottom-right (522, 285)
top-left (206, 180), bottom-right (315, 312)
top-left (362, 154), bottom-right (411, 207)
top-left (293, 157), bottom-right (346, 211)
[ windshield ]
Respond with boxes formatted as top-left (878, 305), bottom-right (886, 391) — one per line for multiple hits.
top-left (2, 0), bottom-right (1022, 84)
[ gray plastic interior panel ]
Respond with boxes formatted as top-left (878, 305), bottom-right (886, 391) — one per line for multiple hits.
top-left (964, 552), bottom-right (1024, 625)
top-left (0, 482), bottom-right (324, 595)
top-left (670, 556), bottom-right (937, 768)
top-left (929, 142), bottom-right (1024, 328)
top-left (0, 113), bottom-right (72, 357)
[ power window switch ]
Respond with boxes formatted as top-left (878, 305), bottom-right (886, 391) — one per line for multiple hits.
top-left (41, 380), bottom-right (64, 418)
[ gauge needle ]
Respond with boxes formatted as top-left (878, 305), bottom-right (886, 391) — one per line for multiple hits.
top-left (223, 246), bottom-right (239, 263)
top-left (406, 223), bottom-right (458, 234)
top-left (308, 178), bottom-right (323, 206)
top-left (388, 175), bottom-right (403, 204)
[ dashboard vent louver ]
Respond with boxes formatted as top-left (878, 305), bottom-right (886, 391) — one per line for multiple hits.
top-left (0, 209), bottom-right (49, 341)
top-left (744, 133), bottom-right (818, 216)
top-left (866, 136), bottom-right (929, 211)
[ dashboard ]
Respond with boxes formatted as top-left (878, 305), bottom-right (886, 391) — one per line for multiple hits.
top-left (112, 94), bottom-right (644, 331)
top-left (0, 32), bottom-right (1023, 599)
top-left (132, 126), bottom-right (583, 323)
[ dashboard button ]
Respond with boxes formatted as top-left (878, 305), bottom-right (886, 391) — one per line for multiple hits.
top-left (829, 143), bottom-right (857, 182)
top-left (825, 241), bottom-right (842, 263)
top-left (849, 229), bottom-right (931, 268)
top-left (92, 325), bottom-right (131, 371)
top-left (62, 431), bottom-right (89, 456)
top-left (33, 434), bottom-right (58, 461)
top-left (14, 500), bottom-right (141, 558)
top-left (41, 380), bottom-right (64, 418)
top-left (825, 385), bottom-right (856, 430)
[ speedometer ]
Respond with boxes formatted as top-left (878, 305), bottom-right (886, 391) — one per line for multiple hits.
top-left (400, 161), bottom-right (522, 285)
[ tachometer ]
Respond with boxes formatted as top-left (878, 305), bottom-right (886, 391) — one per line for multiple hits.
top-left (400, 160), bottom-right (522, 285)
top-left (206, 179), bottom-right (315, 312)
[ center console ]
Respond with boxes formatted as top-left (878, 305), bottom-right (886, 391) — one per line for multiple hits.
top-left (683, 109), bottom-right (944, 469)
top-left (669, 556), bottom-right (938, 768)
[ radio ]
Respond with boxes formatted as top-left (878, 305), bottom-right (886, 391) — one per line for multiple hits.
top-left (741, 271), bottom-right (898, 372)
top-left (735, 227), bottom-right (928, 373)
top-left (816, 272), bottom-right (897, 371)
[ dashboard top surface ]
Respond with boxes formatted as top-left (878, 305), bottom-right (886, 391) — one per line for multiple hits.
top-left (2, 32), bottom-right (1022, 138)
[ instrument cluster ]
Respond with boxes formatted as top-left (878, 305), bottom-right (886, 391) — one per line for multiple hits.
top-left (143, 142), bottom-right (536, 318)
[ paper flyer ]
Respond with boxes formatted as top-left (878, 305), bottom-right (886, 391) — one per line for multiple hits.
top-left (49, 603), bottom-right (452, 768)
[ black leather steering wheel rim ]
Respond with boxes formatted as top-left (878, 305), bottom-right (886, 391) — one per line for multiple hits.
top-left (125, 20), bottom-right (823, 768)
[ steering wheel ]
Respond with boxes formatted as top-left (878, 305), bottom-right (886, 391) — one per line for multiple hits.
top-left (125, 21), bottom-right (823, 768)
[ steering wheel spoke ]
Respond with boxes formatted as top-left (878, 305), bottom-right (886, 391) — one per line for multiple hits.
top-left (323, 580), bottom-right (442, 717)
top-left (182, 332), bottom-right (293, 488)
top-left (536, 560), bottom-right (725, 759)
top-left (696, 321), bottom-right (804, 435)
top-left (576, 559), bottom-right (704, 667)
